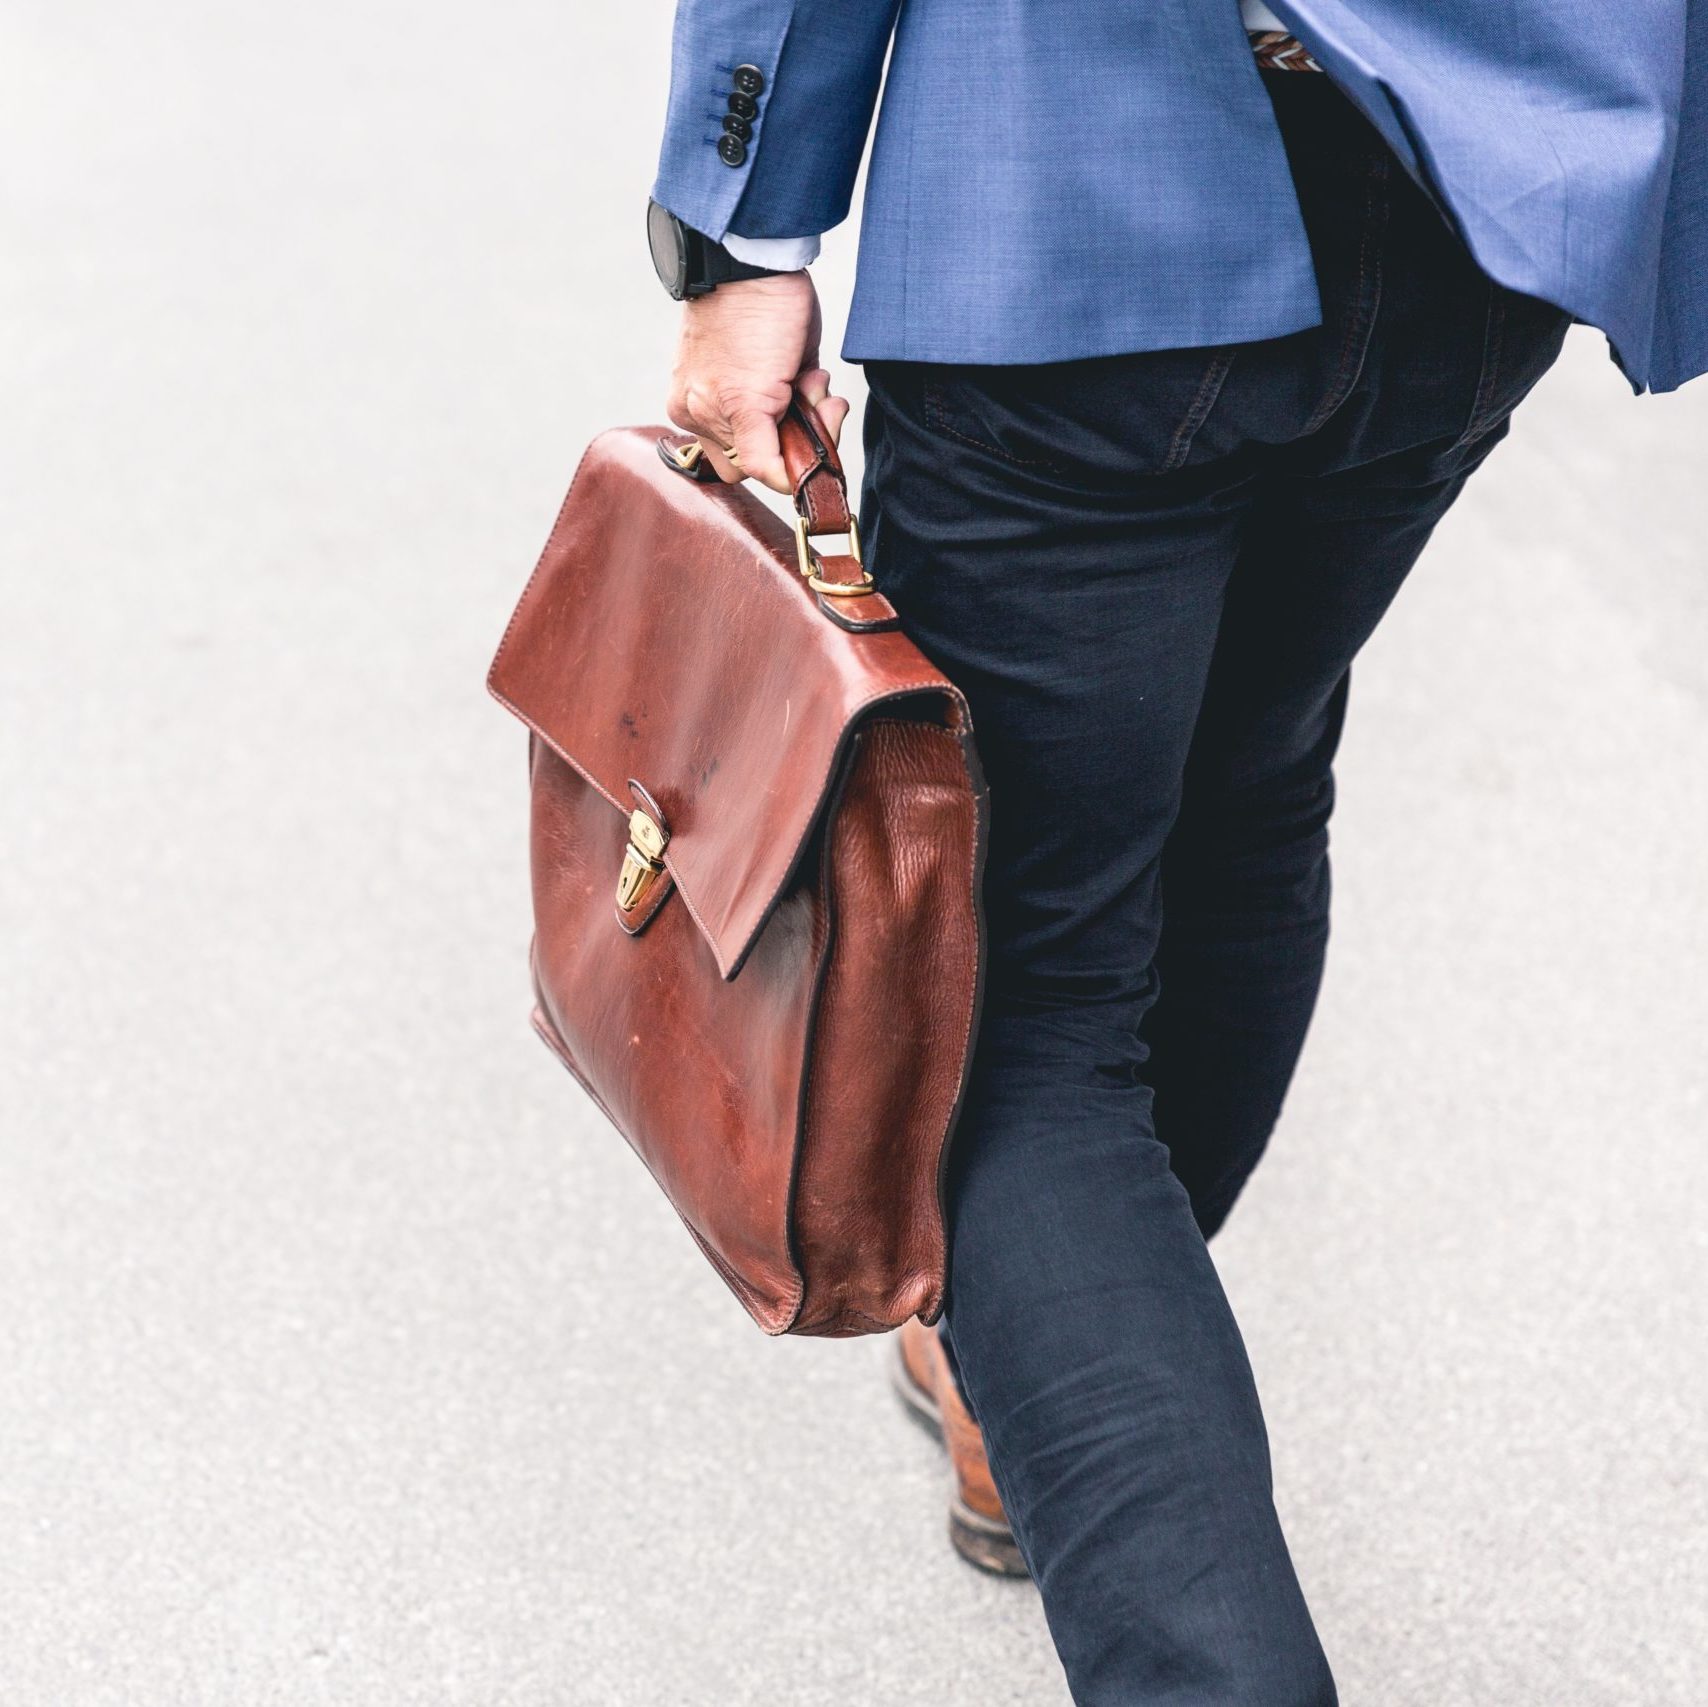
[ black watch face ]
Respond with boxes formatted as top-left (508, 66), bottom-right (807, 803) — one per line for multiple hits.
top-left (647, 199), bottom-right (689, 300)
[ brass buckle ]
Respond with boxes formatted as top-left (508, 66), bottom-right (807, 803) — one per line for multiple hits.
top-left (616, 806), bottom-right (669, 913)
top-left (794, 513), bottom-right (873, 597)
top-left (664, 440), bottom-right (704, 474)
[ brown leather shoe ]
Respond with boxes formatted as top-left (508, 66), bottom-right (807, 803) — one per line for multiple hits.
top-left (894, 1319), bottom-right (1029, 1578)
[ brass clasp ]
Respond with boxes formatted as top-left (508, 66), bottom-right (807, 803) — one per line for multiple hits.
top-left (616, 806), bottom-right (669, 913)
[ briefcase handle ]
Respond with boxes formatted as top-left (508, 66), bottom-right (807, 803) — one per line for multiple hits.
top-left (659, 388), bottom-right (875, 603)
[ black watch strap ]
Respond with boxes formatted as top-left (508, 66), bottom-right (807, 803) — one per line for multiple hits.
top-left (703, 243), bottom-right (785, 288)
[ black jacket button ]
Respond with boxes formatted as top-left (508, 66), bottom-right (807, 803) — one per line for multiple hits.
top-left (718, 133), bottom-right (748, 168)
top-left (733, 64), bottom-right (765, 97)
top-left (722, 113), bottom-right (752, 141)
top-left (727, 90), bottom-right (758, 121)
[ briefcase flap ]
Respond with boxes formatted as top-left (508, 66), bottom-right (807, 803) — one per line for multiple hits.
top-left (488, 426), bottom-right (965, 980)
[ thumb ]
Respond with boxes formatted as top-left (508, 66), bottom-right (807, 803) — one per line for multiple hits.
top-left (812, 393), bottom-right (851, 450)
top-left (795, 366), bottom-right (851, 453)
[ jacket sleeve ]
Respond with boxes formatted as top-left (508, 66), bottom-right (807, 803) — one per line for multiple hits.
top-left (651, 0), bottom-right (904, 243)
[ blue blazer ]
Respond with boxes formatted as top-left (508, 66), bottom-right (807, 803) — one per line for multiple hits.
top-left (653, 2), bottom-right (1707, 394)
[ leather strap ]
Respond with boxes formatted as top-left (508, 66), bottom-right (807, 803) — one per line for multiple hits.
top-left (779, 391), bottom-right (895, 626)
top-left (785, 396), bottom-right (894, 632)
top-left (778, 392), bottom-right (854, 533)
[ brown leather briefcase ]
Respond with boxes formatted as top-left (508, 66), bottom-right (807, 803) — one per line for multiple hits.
top-left (487, 395), bottom-right (987, 1337)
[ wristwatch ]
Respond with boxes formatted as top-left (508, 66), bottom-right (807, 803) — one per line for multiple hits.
top-left (648, 199), bottom-right (783, 300)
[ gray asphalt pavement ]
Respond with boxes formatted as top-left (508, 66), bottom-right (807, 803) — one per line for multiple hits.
top-left (4, 7), bottom-right (1706, 1704)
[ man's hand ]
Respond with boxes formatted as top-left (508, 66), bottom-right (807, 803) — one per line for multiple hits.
top-left (667, 270), bottom-right (850, 493)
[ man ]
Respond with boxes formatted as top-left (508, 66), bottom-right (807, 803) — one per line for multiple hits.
top-left (643, 3), bottom-right (1706, 1702)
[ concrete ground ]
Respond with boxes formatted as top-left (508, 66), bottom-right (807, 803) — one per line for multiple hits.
top-left (3, 6), bottom-right (1706, 1704)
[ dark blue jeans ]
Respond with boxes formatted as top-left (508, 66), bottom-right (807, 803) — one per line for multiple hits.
top-left (861, 71), bottom-right (1570, 1707)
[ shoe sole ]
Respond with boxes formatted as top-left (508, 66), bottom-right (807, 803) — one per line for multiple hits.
top-left (891, 1345), bottom-right (1030, 1580)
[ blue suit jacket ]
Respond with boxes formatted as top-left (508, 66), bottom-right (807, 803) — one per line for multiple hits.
top-left (653, 1), bottom-right (1707, 393)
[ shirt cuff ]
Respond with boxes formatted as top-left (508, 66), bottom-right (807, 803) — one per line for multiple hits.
top-left (723, 232), bottom-right (822, 272)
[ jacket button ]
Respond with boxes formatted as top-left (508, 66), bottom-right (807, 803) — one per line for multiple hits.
top-left (721, 113), bottom-right (752, 141)
top-left (732, 64), bottom-right (765, 97)
top-left (718, 133), bottom-right (748, 168)
top-left (726, 90), bottom-right (758, 122)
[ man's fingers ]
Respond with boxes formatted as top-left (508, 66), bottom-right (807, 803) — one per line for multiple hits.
top-left (667, 382), bottom-right (708, 438)
top-left (669, 387), bottom-right (739, 483)
top-left (699, 443), bottom-right (743, 484)
top-left (675, 363), bottom-right (847, 492)
top-left (727, 400), bottom-right (789, 494)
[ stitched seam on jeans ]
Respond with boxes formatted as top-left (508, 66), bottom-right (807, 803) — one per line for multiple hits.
top-left (1455, 283), bottom-right (1508, 450)
top-left (1303, 153), bottom-right (1389, 435)
top-left (1162, 348), bottom-right (1237, 472)
top-left (922, 384), bottom-right (1059, 469)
